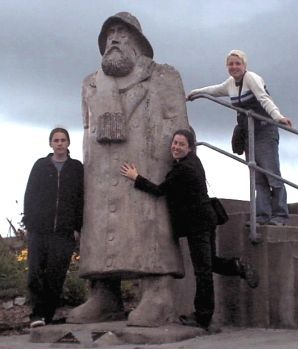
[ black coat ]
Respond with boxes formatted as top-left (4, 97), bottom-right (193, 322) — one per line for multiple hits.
top-left (134, 151), bottom-right (217, 238)
top-left (23, 154), bottom-right (84, 235)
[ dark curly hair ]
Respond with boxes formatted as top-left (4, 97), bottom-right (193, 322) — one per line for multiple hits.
top-left (172, 128), bottom-right (196, 151)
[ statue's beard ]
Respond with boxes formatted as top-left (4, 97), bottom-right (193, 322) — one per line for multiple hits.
top-left (102, 47), bottom-right (135, 77)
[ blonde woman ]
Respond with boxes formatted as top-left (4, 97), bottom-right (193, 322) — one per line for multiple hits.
top-left (187, 49), bottom-right (292, 226)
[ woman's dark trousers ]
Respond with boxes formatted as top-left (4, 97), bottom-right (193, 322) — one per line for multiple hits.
top-left (27, 231), bottom-right (75, 323)
top-left (187, 230), bottom-right (239, 327)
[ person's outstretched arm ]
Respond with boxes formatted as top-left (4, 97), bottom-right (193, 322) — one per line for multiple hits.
top-left (121, 162), bottom-right (165, 197)
top-left (186, 79), bottom-right (230, 101)
top-left (245, 72), bottom-right (292, 127)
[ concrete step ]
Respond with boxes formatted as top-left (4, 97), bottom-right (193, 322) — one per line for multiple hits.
top-left (229, 212), bottom-right (298, 228)
top-left (288, 202), bottom-right (298, 214)
top-left (221, 199), bottom-right (249, 214)
top-left (216, 212), bottom-right (298, 329)
top-left (288, 214), bottom-right (298, 226)
top-left (220, 199), bottom-right (298, 226)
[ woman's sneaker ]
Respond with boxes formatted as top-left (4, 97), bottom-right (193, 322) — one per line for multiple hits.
top-left (30, 317), bottom-right (46, 328)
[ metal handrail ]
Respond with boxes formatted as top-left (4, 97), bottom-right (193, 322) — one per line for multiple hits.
top-left (192, 93), bottom-right (298, 135)
top-left (191, 93), bottom-right (298, 243)
top-left (196, 141), bottom-right (298, 190)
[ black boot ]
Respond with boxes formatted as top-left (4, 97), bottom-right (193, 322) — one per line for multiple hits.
top-left (235, 258), bottom-right (259, 288)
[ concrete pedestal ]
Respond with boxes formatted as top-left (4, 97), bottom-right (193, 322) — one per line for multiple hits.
top-left (216, 213), bottom-right (298, 328)
top-left (173, 200), bottom-right (298, 329)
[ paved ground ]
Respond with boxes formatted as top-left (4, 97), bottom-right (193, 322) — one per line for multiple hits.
top-left (1, 327), bottom-right (298, 349)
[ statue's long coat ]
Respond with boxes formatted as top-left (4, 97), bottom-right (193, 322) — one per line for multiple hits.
top-left (79, 61), bottom-right (189, 280)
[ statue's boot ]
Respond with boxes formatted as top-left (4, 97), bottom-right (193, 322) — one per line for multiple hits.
top-left (66, 279), bottom-right (125, 323)
top-left (127, 275), bottom-right (176, 327)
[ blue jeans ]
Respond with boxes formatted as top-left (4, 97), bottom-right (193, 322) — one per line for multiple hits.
top-left (246, 130), bottom-right (289, 224)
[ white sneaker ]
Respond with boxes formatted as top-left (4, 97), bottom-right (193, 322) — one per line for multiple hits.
top-left (30, 318), bottom-right (45, 328)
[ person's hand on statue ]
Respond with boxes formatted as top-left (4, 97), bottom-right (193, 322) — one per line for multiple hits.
top-left (120, 162), bottom-right (139, 181)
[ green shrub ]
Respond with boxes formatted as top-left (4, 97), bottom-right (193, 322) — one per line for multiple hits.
top-left (121, 279), bottom-right (140, 311)
top-left (61, 251), bottom-right (87, 306)
top-left (62, 270), bottom-right (87, 306)
top-left (0, 239), bottom-right (140, 308)
top-left (0, 239), bottom-right (88, 306)
top-left (0, 239), bottom-right (26, 300)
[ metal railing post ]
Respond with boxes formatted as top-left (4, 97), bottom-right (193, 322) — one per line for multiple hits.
top-left (191, 93), bottom-right (298, 245)
top-left (247, 112), bottom-right (257, 243)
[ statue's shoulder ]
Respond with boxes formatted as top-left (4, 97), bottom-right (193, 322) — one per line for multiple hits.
top-left (151, 63), bottom-right (183, 92)
top-left (152, 63), bottom-right (182, 79)
top-left (82, 72), bottom-right (97, 88)
top-left (82, 72), bottom-right (97, 100)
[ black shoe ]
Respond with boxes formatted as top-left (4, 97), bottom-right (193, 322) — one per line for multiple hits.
top-left (236, 258), bottom-right (259, 288)
top-left (245, 220), bottom-right (268, 228)
top-left (50, 317), bottom-right (66, 325)
top-left (179, 314), bottom-right (198, 327)
top-left (196, 318), bottom-right (222, 334)
top-left (205, 322), bottom-right (222, 334)
top-left (179, 313), bottom-right (221, 334)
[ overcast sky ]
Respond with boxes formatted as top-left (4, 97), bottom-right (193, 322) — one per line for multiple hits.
top-left (1, 0), bottom-right (297, 236)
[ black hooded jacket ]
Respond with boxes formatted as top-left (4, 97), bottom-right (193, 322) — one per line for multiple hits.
top-left (134, 151), bottom-right (217, 238)
top-left (23, 154), bottom-right (84, 235)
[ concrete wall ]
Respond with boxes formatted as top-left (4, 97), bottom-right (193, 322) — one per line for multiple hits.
top-left (216, 212), bottom-right (298, 328)
top-left (174, 199), bottom-right (298, 329)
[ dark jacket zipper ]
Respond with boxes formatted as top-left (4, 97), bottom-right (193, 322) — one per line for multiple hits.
top-left (53, 170), bottom-right (60, 232)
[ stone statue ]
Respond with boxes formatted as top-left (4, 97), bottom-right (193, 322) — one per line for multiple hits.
top-left (67, 12), bottom-right (190, 327)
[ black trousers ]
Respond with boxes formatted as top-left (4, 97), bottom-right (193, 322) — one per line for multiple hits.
top-left (187, 230), bottom-right (239, 327)
top-left (27, 231), bottom-right (75, 322)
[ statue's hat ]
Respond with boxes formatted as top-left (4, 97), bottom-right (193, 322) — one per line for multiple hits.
top-left (98, 12), bottom-right (154, 58)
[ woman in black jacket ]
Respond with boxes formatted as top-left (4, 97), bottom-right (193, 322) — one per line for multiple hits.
top-left (23, 128), bottom-right (84, 328)
top-left (121, 129), bottom-right (258, 331)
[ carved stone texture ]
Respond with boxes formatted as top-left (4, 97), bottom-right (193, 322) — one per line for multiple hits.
top-left (69, 12), bottom-right (190, 327)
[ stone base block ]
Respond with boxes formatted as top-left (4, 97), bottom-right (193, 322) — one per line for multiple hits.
top-left (30, 321), bottom-right (206, 346)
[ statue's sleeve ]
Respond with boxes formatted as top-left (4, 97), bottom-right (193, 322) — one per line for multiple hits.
top-left (82, 73), bottom-right (96, 129)
top-left (154, 64), bottom-right (188, 121)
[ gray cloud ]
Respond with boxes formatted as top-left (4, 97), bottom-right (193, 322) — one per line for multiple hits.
top-left (0, 0), bottom-right (297, 235)
top-left (0, 0), bottom-right (297, 136)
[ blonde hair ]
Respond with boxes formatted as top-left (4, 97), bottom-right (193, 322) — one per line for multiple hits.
top-left (226, 49), bottom-right (247, 66)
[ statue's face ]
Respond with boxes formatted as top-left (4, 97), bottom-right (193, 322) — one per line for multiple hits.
top-left (102, 23), bottom-right (140, 77)
top-left (105, 23), bottom-right (132, 53)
